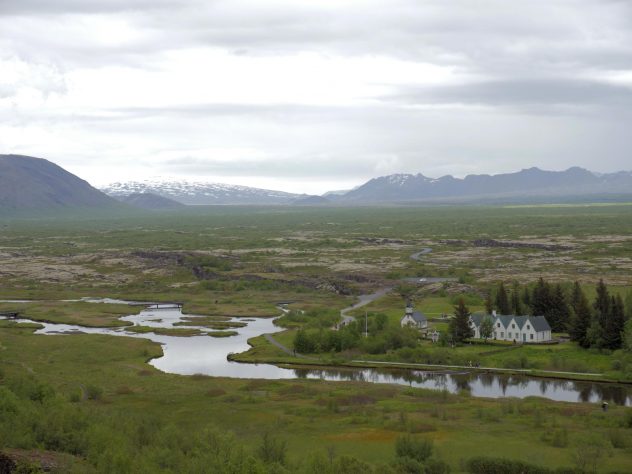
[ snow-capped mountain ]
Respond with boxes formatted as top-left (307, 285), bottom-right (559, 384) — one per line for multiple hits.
top-left (101, 179), bottom-right (306, 205)
top-left (339, 167), bottom-right (632, 203)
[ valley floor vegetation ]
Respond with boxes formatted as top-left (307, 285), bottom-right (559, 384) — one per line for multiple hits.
top-left (1, 204), bottom-right (632, 472)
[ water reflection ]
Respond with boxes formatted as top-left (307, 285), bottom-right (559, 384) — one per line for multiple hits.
top-left (1, 305), bottom-right (631, 406)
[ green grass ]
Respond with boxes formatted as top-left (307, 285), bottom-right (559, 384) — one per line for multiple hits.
top-left (2, 326), bottom-right (632, 472)
top-left (0, 320), bottom-right (44, 329)
top-left (126, 325), bottom-right (204, 337)
top-left (208, 330), bottom-right (238, 337)
top-left (0, 301), bottom-right (140, 327)
top-left (2, 205), bottom-right (632, 471)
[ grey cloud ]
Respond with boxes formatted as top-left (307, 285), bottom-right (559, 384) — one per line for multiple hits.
top-left (0, 0), bottom-right (177, 15)
top-left (3, 0), bottom-right (632, 185)
top-left (3, 0), bottom-right (632, 73)
top-left (388, 79), bottom-right (632, 112)
top-left (159, 154), bottom-right (374, 179)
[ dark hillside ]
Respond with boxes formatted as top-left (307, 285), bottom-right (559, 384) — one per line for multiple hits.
top-left (0, 154), bottom-right (120, 213)
top-left (117, 192), bottom-right (186, 210)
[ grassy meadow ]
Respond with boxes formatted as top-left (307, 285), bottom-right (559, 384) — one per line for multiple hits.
top-left (2, 326), bottom-right (632, 473)
top-left (1, 204), bottom-right (632, 472)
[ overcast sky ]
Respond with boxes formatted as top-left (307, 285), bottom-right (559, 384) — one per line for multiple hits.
top-left (1, 0), bottom-right (631, 194)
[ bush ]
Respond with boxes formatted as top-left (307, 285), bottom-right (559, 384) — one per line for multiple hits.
top-left (551, 428), bottom-right (568, 448)
top-left (424, 459), bottom-right (451, 474)
top-left (392, 456), bottom-right (425, 473)
top-left (256, 432), bottom-right (287, 465)
top-left (608, 429), bottom-right (629, 449)
top-left (395, 435), bottom-right (433, 463)
top-left (85, 385), bottom-right (103, 401)
top-left (465, 456), bottom-right (551, 474)
top-left (333, 455), bottom-right (373, 474)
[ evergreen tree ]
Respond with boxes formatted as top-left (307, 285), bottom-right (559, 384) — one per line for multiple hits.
top-left (569, 282), bottom-right (591, 348)
top-left (522, 286), bottom-right (532, 312)
top-left (591, 279), bottom-right (610, 349)
top-left (604, 294), bottom-right (625, 350)
top-left (511, 281), bottom-right (523, 315)
top-left (625, 289), bottom-right (632, 321)
top-left (531, 278), bottom-right (551, 316)
top-left (495, 282), bottom-right (511, 315)
top-left (449, 299), bottom-right (474, 343)
top-left (485, 291), bottom-right (494, 315)
top-left (587, 314), bottom-right (605, 349)
top-left (547, 284), bottom-right (570, 333)
top-left (623, 319), bottom-right (632, 352)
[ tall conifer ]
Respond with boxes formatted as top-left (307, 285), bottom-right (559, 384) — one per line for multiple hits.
top-left (547, 284), bottom-right (570, 333)
top-left (522, 286), bottom-right (532, 312)
top-left (531, 278), bottom-right (551, 316)
top-left (604, 294), bottom-right (625, 350)
top-left (569, 282), bottom-right (591, 348)
top-left (485, 292), bottom-right (494, 315)
top-left (495, 282), bottom-right (511, 315)
top-left (449, 298), bottom-right (474, 343)
top-left (591, 280), bottom-right (610, 349)
top-left (511, 281), bottom-right (523, 315)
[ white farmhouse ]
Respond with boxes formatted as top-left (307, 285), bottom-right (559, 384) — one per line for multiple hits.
top-left (400, 303), bottom-right (428, 330)
top-left (469, 312), bottom-right (552, 343)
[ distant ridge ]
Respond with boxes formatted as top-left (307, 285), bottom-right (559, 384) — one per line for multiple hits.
top-left (292, 195), bottom-right (330, 206)
top-left (337, 167), bottom-right (632, 203)
top-left (101, 179), bottom-right (306, 205)
top-left (116, 192), bottom-right (185, 210)
top-left (0, 154), bottom-right (120, 213)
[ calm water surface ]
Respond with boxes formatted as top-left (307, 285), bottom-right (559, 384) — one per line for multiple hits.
top-left (2, 302), bottom-right (630, 406)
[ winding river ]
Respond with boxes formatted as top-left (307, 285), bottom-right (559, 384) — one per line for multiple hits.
top-left (2, 299), bottom-right (631, 406)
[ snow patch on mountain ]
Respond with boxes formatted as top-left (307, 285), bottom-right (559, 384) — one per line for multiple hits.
top-left (100, 179), bottom-right (304, 205)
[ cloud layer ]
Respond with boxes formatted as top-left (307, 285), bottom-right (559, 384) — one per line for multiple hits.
top-left (1, 0), bottom-right (631, 193)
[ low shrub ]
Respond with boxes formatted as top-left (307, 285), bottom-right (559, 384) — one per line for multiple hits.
top-left (85, 385), bottom-right (103, 401)
top-left (256, 432), bottom-right (287, 465)
top-left (395, 435), bottom-right (433, 463)
top-left (465, 456), bottom-right (550, 474)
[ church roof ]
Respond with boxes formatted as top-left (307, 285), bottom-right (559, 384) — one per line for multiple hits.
top-left (402, 311), bottom-right (427, 323)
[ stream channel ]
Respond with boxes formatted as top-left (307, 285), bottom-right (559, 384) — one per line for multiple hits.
top-left (2, 297), bottom-right (630, 406)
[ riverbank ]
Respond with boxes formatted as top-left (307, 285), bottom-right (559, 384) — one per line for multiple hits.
top-left (3, 326), bottom-right (632, 472)
top-left (231, 332), bottom-right (632, 385)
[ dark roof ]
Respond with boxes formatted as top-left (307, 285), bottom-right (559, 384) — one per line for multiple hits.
top-left (470, 314), bottom-right (550, 332)
top-left (510, 316), bottom-right (528, 330)
top-left (402, 311), bottom-right (427, 323)
top-left (496, 315), bottom-right (514, 329)
top-left (528, 315), bottom-right (551, 332)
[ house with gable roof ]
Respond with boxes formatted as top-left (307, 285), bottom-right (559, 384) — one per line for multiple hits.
top-left (400, 302), bottom-right (428, 330)
top-left (469, 311), bottom-right (552, 343)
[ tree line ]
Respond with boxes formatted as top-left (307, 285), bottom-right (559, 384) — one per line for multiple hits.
top-left (487, 278), bottom-right (631, 350)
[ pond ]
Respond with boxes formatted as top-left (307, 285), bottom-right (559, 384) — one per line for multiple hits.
top-left (2, 301), bottom-right (631, 406)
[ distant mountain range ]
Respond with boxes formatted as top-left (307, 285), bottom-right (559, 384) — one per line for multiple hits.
top-left (334, 167), bottom-right (632, 203)
top-left (2, 154), bottom-right (631, 214)
top-left (115, 192), bottom-right (185, 210)
top-left (0, 154), bottom-right (120, 213)
top-left (101, 180), bottom-right (307, 205)
top-left (102, 167), bottom-right (632, 205)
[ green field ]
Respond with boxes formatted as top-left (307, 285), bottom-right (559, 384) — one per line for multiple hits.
top-left (1, 205), bottom-right (632, 472)
top-left (2, 326), bottom-right (632, 473)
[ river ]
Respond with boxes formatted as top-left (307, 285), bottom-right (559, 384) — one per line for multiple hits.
top-left (2, 301), bottom-right (630, 406)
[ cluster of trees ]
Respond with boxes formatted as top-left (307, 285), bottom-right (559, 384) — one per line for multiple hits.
top-left (488, 279), bottom-right (631, 350)
top-left (293, 314), bottom-right (419, 355)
